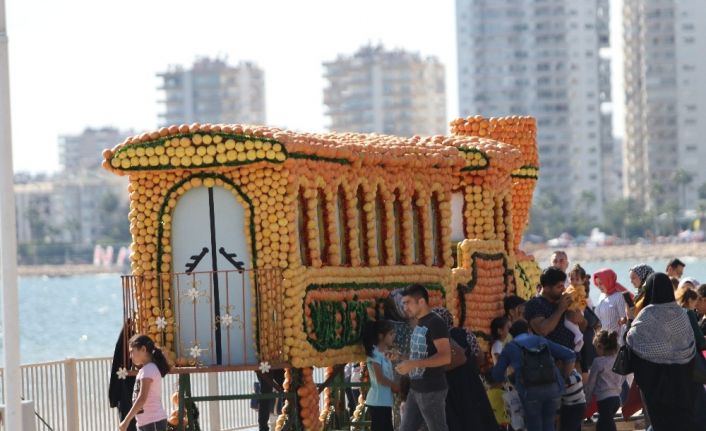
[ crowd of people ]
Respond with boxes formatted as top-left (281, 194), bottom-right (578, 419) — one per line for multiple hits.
top-left (348, 253), bottom-right (706, 431)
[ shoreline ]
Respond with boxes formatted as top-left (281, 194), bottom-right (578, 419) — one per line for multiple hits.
top-left (18, 264), bottom-right (124, 277)
top-left (17, 242), bottom-right (706, 277)
top-left (525, 241), bottom-right (706, 263)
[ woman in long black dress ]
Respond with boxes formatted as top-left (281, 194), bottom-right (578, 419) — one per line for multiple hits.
top-left (432, 307), bottom-right (499, 431)
top-left (626, 273), bottom-right (698, 431)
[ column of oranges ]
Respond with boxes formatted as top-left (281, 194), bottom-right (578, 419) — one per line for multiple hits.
top-left (463, 185), bottom-right (495, 240)
top-left (452, 239), bottom-right (507, 332)
top-left (126, 172), bottom-right (177, 356)
top-left (450, 116), bottom-right (538, 252)
top-left (297, 367), bottom-right (322, 431)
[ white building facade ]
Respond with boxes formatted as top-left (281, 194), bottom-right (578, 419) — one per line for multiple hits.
top-left (14, 175), bottom-right (127, 246)
top-left (323, 45), bottom-right (447, 137)
top-left (623, 0), bottom-right (706, 212)
top-left (456, 0), bottom-right (614, 220)
top-left (158, 58), bottom-right (266, 127)
top-left (59, 127), bottom-right (134, 172)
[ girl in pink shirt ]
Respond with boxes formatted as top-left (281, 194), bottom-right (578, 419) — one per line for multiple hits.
top-left (120, 335), bottom-right (170, 431)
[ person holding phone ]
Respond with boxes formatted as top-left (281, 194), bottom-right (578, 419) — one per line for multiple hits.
top-left (593, 269), bottom-right (632, 342)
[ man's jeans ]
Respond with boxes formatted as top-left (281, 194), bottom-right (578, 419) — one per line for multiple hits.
top-left (521, 384), bottom-right (561, 431)
top-left (400, 388), bottom-right (448, 431)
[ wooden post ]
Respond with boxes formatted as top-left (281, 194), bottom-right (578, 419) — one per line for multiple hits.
top-left (64, 358), bottom-right (79, 431)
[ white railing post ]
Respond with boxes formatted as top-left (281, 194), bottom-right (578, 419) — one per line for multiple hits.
top-left (207, 372), bottom-right (221, 431)
top-left (64, 358), bottom-right (80, 431)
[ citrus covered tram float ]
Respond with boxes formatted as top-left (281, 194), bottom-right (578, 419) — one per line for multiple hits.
top-left (102, 115), bottom-right (541, 430)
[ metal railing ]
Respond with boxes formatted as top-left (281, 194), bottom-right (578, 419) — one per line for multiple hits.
top-left (0, 357), bottom-right (324, 431)
top-left (121, 268), bottom-right (285, 367)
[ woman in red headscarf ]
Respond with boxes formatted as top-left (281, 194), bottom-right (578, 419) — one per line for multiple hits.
top-left (593, 269), bottom-right (632, 336)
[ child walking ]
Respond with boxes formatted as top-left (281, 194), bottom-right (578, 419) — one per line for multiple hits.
top-left (584, 330), bottom-right (623, 431)
top-left (119, 334), bottom-right (171, 431)
top-left (362, 320), bottom-right (399, 431)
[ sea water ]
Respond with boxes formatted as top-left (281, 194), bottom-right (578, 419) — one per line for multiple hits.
top-left (2, 258), bottom-right (705, 365)
top-left (0, 273), bottom-right (123, 364)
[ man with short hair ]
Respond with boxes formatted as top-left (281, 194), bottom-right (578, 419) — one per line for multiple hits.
top-left (396, 284), bottom-right (451, 431)
top-left (551, 251), bottom-right (570, 286)
top-left (524, 267), bottom-right (585, 350)
top-left (524, 267), bottom-right (587, 431)
top-left (666, 258), bottom-right (686, 279)
top-left (551, 250), bottom-right (569, 273)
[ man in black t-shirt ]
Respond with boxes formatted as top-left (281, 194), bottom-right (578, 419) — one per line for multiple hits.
top-left (524, 267), bottom-right (587, 431)
top-left (396, 284), bottom-right (451, 431)
top-left (524, 267), bottom-right (585, 350)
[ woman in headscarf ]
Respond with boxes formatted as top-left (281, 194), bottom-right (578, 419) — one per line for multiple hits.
top-left (678, 277), bottom-right (700, 291)
top-left (626, 273), bottom-right (698, 431)
top-left (431, 307), bottom-right (498, 431)
top-left (593, 269), bottom-right (631, 335)
top-left (629, 264), bottom-right (654, 312)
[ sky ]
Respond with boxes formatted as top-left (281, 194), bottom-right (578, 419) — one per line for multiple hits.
top-left (5, 0), bottom-right (624, 174)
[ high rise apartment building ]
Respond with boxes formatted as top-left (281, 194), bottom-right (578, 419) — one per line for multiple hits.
top-left (157, 58), bottom-right (266, 127)
top-left (59, 127), bottom-right (134, 172)
top-left (456, 0), bottom-right (614, 220)
top-left (323, 45), bottom-right (446, 137)
top-left (623, 0), bottom-right (706, 211)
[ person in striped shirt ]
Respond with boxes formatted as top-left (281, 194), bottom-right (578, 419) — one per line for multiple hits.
top-left (559, 368), bottom-right (586, 431)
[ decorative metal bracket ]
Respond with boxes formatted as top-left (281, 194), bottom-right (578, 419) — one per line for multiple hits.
top-left (185, 247), bottom-right (209, 273)
top-left (219, 247), bottom-right (245, 271)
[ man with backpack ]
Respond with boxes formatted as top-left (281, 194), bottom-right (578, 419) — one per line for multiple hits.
top-left (492, 320), bottom-right (576, 431)
top-left (524, 267), bottom-right (587, 430)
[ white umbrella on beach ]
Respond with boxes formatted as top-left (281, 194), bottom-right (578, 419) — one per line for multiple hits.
top-left (0, 1), bottom-right (22, 429)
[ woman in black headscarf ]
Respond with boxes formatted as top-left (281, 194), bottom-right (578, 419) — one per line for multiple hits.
top-left (626, 273), bottom-right (698, 430)
top-left (432, 307), bottom-right (498, 431)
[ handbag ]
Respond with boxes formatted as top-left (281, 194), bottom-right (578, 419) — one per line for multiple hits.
top-left (612, 344), bottom-right (633, 375)
top-left (692, 352), bottom-right (706, 384)
top-left (502, 385), bottom-right (525, 430)
top-left (487, 387), bottom-right (510, 426)
top-left (445, 338), bottom-right (467, 371)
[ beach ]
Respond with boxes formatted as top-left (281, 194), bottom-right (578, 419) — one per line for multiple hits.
top-left (526, 241), bottom-right (706, 263)
top-left (17, 263), bottom-right (126, 277)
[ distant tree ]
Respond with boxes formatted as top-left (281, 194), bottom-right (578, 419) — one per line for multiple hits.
top-left (602, 198), bottom-right (653, 239)
top-left (26, 206), bottom-right (48, 243)
top-left (96, 192), bottom-right (131, 244)
top-left (673, 168), bottom-right (694, 211)
top-left (570, 191), bottom-right (598, 237)
top-left (698, 182), bottom-right (706, 201)
top-left (527, 191), bottom-right (571, 239)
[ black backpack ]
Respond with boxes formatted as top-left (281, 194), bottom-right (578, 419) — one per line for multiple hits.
top-left (515, 342), bottom-right (557, 387)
